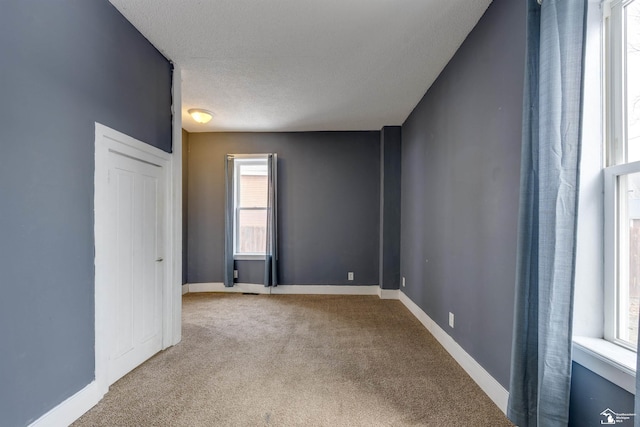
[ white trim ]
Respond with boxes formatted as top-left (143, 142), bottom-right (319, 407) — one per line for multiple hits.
top-left (573, 336), bottom-right (636, 394)
top-left (188, 282), bottom-right (271, 294)
top-left (228, 153), bottom-right (273, 159)
top-left (398, 291), bottom-right (509, 414)
top-left (184, 283), bottom-right (386, 296)
top-left (271, 285), bottom-right (379, 295)
top-left (170, 63), bottom-right (183, 347)
top-left (234, 255), bottom-right (267, 261)
top-left (94, 122), bottom-right (177, 397)
top-left (603, 165), bottom-right (617, 342)
top-left (28, 382), bottom-right (103, 427)
top-left (377, 288), bottom-right (401, 300)
top-left (182, 283), bottom-right (189, 295)
top-left (573, 0), bottom-right (606, 339)
top-left (232, 156), bottom-right (270, 259)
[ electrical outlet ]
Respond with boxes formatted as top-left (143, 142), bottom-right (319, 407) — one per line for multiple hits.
top-left (402, 276), bottom-right (406, 287)
top-left (233, 270), bottom-right (238, 279)
top-left (348, 272), bottom-right (354, 281)
top-left (449, 312), bottom-right (454, 328)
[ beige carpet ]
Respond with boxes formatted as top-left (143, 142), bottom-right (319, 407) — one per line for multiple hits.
top-left (73, 293), bottom-right (513, 426)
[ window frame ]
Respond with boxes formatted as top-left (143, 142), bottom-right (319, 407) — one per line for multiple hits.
top-left (232, 156), bottom-right (269, 260)
top-left (603, 0), bottom-right (640, 351)
top-left (603, 162), bottom-right (640, 350)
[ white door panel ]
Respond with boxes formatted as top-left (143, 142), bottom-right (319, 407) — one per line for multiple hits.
top-left (107, 151), bottom-right (163, 385)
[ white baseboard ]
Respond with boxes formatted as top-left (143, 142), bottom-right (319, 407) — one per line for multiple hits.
top-left (378, 288), bottom-right (400, 299)
top-left (398, 291), bottom-right (509, 414)
top-left (187, 282), bottom-right (271, 294)
top-left (271, 285), bottom-right (379, 295)
top-left (182, 284), bottom-right (189, 295)
top-left (185, 283), bottom-right (383, 296)
top-left (28, 381), bottom-right (103, 427)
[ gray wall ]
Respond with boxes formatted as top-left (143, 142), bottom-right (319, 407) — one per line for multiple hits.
top-left (400, 0), bottom-right (525, 388)
top-left (379, 126), bottom-right (402, 290)
top-left (569, 363), bottom-right (634, 427)
top-left (399, 1), bottom-right (629, 421)
top-left (0, 1), bottom-right (172, 426)
top-left (186, 132), bottom-right (380, 286)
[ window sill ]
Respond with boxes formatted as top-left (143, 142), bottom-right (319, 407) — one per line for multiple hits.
top-left (234, 254), bottom-right (266, 261)
top-left (572, 336), bottom-right (636, 394)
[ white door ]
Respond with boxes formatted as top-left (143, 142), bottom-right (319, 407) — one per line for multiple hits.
top-left (107, 151), bottom-right (164, 385)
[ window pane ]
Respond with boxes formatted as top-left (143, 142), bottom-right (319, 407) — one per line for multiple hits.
top-left (238, 163), bottom-right (268, 208)
top-left (234, 159), bottom-right (268, 256)
top-left (617, 172), bottom-right (640, 348)
top-left (626, 0), bottom-right (640, 162)
top-left (237, 208), bottom-right (267, 254)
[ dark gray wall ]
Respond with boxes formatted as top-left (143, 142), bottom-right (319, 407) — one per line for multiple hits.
top-left (569, 363), bottom-right (634, 427)
top-left (400, 0), bottom-right (525, 388)
top-left (379, 126), bottom-right (402, 290)
top-left (187, 132), bottom-right (380, 285)
top-left (235, 260), bottom-right (268, 285)
top-left (183, 129), bottom-right (190, 284)
top-left (0, 1), bottom-right (172, 425)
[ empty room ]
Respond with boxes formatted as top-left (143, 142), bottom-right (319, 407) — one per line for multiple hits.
top-left (1, 0), bottom-right (638, 426)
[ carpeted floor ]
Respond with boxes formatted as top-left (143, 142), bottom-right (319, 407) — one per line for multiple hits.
top-left (73, 293), bottom-right (513, 426)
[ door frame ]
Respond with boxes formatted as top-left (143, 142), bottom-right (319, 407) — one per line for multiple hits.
top-left (94, 122), bottom-right (180, 396)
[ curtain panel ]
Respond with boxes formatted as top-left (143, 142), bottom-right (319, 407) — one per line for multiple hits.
top-left (264, 154), bottom-right (278, 287)
top-left (507, 0), bottom-right (587, 426)
top-left (224, 155), bottom-right (235, 287)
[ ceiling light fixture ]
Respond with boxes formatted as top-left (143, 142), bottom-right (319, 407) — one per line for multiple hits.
top-left (188, 108), bottom-right (214, 124)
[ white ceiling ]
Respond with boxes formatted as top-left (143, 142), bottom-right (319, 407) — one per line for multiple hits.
top-left (109, 0), bottom-right (492, 133)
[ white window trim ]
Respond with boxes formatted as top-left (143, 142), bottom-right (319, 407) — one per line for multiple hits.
top-left (603, 0), bottom-right (640, 350)
top-left (234, 254), bottom-right (266, 261)
top-left (571, 0), bottom-right (637, 393)
top-left (573, 336), bottom-right (636, 393)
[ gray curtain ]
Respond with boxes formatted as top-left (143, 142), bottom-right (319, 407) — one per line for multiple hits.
top-left (507, 0), bottom-right (587, 426)
top-left (224, 155), bottom-right (235, 287)
top-left (264, 154), bottom-right (278, 286)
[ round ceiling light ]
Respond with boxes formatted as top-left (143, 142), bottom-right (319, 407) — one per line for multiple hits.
top-left (188, 108), bottom-right (214, 124)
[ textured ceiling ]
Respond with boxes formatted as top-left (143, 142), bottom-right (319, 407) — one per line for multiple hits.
top-left (109, 0), bottom-right (492, 132)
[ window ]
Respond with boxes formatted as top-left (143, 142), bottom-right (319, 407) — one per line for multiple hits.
top-left (604, 0), bottom-right (640, 350)
top-left (223, 153), bottom-right (278, 286)
top-left (233, 157), bottom-right (268, 258)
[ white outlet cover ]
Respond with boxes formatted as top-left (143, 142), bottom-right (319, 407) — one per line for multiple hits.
top-left (402, 277), bottom-right (406, 287)
top-left (348, 272), bottom-right (354, 281)
top-left (449, 312), bottom-right (454, 328)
